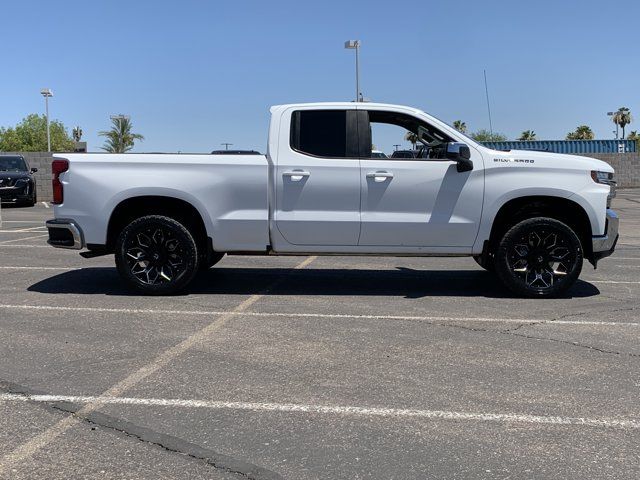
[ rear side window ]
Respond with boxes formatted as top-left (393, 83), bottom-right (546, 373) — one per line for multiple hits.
top-left (290, 110), bottom-right (347, 158)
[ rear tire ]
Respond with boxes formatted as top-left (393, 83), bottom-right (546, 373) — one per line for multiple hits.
top-left (495, 217), bottom-right (583, 298)
top-left (115, 215), bottom-right (200, 295)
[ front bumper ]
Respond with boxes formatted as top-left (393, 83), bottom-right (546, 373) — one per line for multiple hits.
top-left (0, 185), bottom-right (32, 203)
top-left (46, 218), bottom-right (84, 250)
top-left (591, 209), bottom-right (619, 264)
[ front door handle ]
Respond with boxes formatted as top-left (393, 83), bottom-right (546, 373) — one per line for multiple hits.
top-left (283, 170), bottom-right (310, 181)
top-left (366, 171), bottom-right (394, 182)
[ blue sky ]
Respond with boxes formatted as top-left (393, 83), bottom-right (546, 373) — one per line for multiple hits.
top-left (2, 0), bottom-right (638, 153)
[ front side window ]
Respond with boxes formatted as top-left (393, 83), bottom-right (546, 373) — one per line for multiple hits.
top-left (364, 110), bottom-right (452, 160)
top-left (290, 110), bottom-right (347, 158)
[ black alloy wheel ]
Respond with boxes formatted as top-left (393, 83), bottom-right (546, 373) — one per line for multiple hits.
top-left (495, 217), bottom-right (583, 297)
top-left (115, 215), bottom-right (199, 295)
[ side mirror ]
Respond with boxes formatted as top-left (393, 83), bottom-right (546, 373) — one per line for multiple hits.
top-left (31, 167), bottom-right (38, 173)
top-left (445, 142), bottom-right (473, 172)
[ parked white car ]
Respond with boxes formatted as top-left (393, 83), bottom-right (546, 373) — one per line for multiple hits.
top-left (46, 102), bottom-right (618, 297)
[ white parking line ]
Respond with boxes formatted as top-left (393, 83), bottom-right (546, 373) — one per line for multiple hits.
top-left (0, 393), bottom-right (637, 430)
top-left (0, 221), bottom-right (44, 224)
top-left (0, 228), bottom-right (46, 233)
top-left (0, 266), bottom-right (79, 271)
top-left (0, 245), bottom-right (51, 248)
top-left (41, 202), bottom-right (50, 208)
top-left (0, 234), bottom-right (48, 245)
top-left (590, 280), bottom-right (640, 284)
top-left (0, 304), bottom-right (637, 327)
top-left (0, 255), bottom-right (318, 475)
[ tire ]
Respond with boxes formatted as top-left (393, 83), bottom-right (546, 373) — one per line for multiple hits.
top-left (115, 215), bottom-right (200, 295)
top-left (473, 255), bottom-right (495, 273)
top-left (200, 251), bottom-right (225, 270)
top-left (495, 217), bottom-right (583, 298)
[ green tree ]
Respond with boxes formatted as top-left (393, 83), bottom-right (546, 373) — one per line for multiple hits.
top-left (566, 125), bottom-right (594, 140)
top-left (404, 131), bottom-right (418, 149)
top-left (452, 120), bottom-right (467, 133)
top-left (99, 116), bottom-right (144, 153)
top-left (611, 107), bottom-right (633, 139)
top-left (471, 129), bottom-right (507, 142)
top-left (518, 130), bottom-right (537, 141)
top-left (628, 130), bottom-right (640, 151)
top-left (0, 114), bottom-right (75, 152)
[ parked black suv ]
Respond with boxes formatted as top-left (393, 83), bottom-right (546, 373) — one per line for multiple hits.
top-left (0, 155), bottom-right (37, 207)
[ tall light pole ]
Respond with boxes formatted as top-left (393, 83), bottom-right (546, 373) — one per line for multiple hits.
top-left (344, 40), bottom-right (361, 102)
top-left (221, 143), bottom-right (233, 150)
top-left (40, 88), bottom-right (53, 152)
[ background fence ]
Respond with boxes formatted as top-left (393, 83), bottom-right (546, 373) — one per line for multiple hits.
top-left (481, 139), bottom-right (637, 154)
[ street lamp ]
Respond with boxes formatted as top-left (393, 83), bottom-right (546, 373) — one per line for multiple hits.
top-left (40, 88), bottom-right (53, 152)
top-left (344, 40), bottom-right (361, 102)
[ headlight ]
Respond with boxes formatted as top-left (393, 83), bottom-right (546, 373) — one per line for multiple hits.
top-left (591, 170), bottom-right (616, 208)
top-left (14, 178), bottom-right (29, 186)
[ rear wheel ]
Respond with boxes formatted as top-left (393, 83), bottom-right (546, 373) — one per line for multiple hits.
top-left (495, 217), bottom-right (583, 298)
top-left (115, 215), bottom-right (199, 295)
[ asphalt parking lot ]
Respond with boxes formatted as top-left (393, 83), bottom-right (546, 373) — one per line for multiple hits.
top-left (0, 192), bottom-right (639, 479)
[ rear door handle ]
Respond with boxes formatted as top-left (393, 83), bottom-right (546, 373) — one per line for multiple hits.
top-left (366, 171), bottom-right (394, 182)
top-left (283, 170), bottom-right (310, 181)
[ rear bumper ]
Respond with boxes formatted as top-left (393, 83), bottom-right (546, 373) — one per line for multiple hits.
top-left (591, 209), bottom-right (619, 264)
top-left (46, 218), bottom-right (84, 250)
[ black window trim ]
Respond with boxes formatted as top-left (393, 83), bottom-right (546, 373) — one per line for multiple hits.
top-left (358, 109), bottom-right (454, 161)
top-left (289, 109), bottom-right (360, 160)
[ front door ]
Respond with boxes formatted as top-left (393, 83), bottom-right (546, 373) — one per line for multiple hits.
top-left (358, 108), bottom-right (484, 248)
top-left (274, 108), bottom-right (361, 246)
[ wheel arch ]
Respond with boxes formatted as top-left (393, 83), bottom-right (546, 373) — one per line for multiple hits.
top-left (486, 195), bottom-right (594, 260)
top-left (106, 195), bottom-right (211, 256)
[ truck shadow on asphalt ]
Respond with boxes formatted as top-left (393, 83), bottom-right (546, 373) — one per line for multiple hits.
top-left (28, 267), bottom-right (600, 299)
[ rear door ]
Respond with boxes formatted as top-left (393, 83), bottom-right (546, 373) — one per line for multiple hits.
top-left (357, 108), bottom-right (484, 247)
top-left (274, 108), bottom-right (361, 246)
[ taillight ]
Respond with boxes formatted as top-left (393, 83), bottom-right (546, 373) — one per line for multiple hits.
top-left (52, 158), bottom-right (69, 205)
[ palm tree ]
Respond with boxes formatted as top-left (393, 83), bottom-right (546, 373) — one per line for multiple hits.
top-left (99, 116), bottom-right (144, 153)
top-left (612, 107), bottom-right (633, 139)
top-left (518, 130), bottom-right (537, 141)
top-left (405, 131), bottom-right (419, 149)
top-left (566, 125), bottom-right (594, 140)
top-left (628, 130), bottom-right (639, 140)
top-left (452, 120), bottom-right (467, 133)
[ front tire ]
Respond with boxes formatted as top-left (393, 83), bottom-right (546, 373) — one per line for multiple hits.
top-left (495, 217), bottom-right (583, 298)
top-left (115, 215), bottom-right (200, 295)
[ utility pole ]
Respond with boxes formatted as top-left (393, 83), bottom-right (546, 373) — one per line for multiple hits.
top-left (40, 89), bottom-right (53, 152)
top-left (221, 143), bottom-right (233, 150)
top-left (393, 144), bottom-right (401, 151)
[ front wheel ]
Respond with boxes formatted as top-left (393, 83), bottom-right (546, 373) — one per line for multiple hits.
top-left (495, 217), bottom-right (583, 298)
top-left (115, 215), bottom-right (200, 295)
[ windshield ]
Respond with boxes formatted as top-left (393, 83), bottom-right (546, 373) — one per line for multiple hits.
top-left (0, 156), bottom-right (28, 172)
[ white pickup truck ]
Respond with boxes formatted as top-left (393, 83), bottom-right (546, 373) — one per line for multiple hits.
top-left (46, 102), bottom-right (619, 297)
